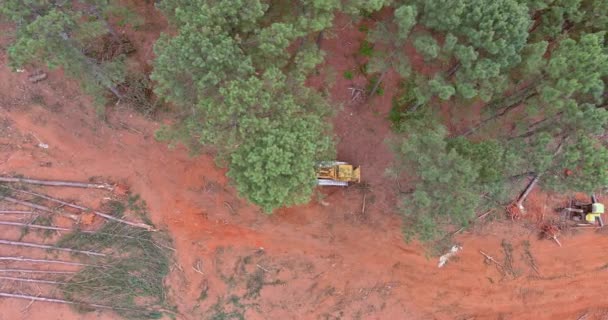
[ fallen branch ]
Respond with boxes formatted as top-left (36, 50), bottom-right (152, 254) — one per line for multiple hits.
top-left (0, 176), bottom-right (112, 190)
top-left (552, 236), bottom-right (562, 247)
top-left (7, 188), bottom-right (155, 231)
top-left (0, 211), bottom-right (34, 214)
top-left (0, 269), bottom-right (76, 275)
top-left (0, 221), bottom-right (173, 251)
top-left (477, 209), bottom-right (495, 220)
top-left (191, 258), bottom-right (204, 275)
top-left (451, 227), bottom-right (465, 236)
top-left (0, 196), bottom-right (78, 221)
top-left (361, 194), bottom-right (367, 215)
top-left (223, 201), bottom-right (235, 215)
top-left (349, 87), bottom-right (365, 102)
top-left (368, 69), bottom-right (388, 98)
top-left (530, 263), bottom-right (540, 275)
top-left (28, 71), bottom-right (48, 83)
top-left (0, 256), bottom-right (96, 267)
top-left (0, 276), bottom-right (66, 285)
top-left (479, 250), bottom-right (505, 270)
top-left (0, 240), bottom-right (105, 256)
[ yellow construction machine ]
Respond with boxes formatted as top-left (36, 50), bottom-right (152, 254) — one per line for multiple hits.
top-left (562, 194), bottom-right (605, 227)
top-left (315, 161), bottom-right (361, 187)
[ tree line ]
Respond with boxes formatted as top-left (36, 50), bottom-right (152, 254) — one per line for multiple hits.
top-left (2, 0), bottom-right (607, 241)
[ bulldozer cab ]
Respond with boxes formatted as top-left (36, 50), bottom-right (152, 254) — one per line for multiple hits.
top-left (316, 161), bottom-right (361, 187)
top-left (336, 164), bottom-right (360, 182)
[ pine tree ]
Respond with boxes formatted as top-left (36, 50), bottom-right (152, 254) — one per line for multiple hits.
top-left (391, 113), bottom-right (481, 242)
top-left (1, 1), bottom-right (134, 106)
top-left (413, 34), bottom-right (440, 61)
top-left (152, 0), bottom-right (340, 211)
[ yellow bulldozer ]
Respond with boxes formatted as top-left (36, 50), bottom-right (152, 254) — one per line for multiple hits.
top-left (562, 194), bottom-right (605, 227)
top-left (315, 161), bottom-right (361, 187)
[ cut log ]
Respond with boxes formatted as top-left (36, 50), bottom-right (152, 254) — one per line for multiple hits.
top-left (0, 240), bottom-right (105, 256)
top-left (0, 196), bottom-right (78, 221)
top-left (0, 276), bottom-right (65, 285)
top-left (0, 256), bottom-right (95, 267)
top-left (0, 269), bottom-right (76, 274)
top-left (0, 221), bottom-right (172, 251)
top-left (8, 188), bottom-right (155, 231)
top-left (28, 72), bottom-right (47, 83)
top-left (0, 211), bottom-right (34, 214)
top-left (0, 221), bottom-right (70, 232)
top-left (479, 250), bottom-right (505, 270)
top-left (516, 174), bottom-right (541, 212)
top-left (0, 176), bottom-right (112, 190)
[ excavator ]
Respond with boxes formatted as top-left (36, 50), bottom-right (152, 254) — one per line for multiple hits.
top-left (562, 194), bottom-right (605, 227)
top-left (315, 161), bottom-right (361, 187)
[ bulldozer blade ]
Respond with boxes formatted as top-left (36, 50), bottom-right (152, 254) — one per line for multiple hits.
top-left (317, 179), bottom-right (349, 187)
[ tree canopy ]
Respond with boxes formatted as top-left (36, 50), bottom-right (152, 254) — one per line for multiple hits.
top-left (151, 0), bottom-right (341, 212)
top-left (2, 0), bottom-right (607, 242)
top-left (1, 1), bottom-right (135, 106)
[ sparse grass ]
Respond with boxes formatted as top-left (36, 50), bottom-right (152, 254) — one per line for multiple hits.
top-left (57, 196), bottom-right (174, 319)
top-left (358, 40), bottom-right (374, 57)
top-left (522, 240), bottom-right (539, 274)
top-left (245, 269), bottom-right (284, 298)
top-left (211, 247), bottom-right (284, 318)
top-left (32, 215), bottom-right (55, 238)
top-left (0, 183), bottom-right (11, 197)
top-left (343, 70), bottom-right (354, 80)
top-left (209, 296), bottom-right (245, 320)
top-left (198, 285), bottom-right (209, 302)
top-left (30, 93), bottom-right (45, 106)
top-left (501, 239), bottom-right (520, 278)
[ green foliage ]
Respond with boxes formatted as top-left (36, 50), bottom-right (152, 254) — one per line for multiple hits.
top-left (1, 1), bottom-right (135, 107)
top-left (342, 0), bottom-right (392, 16)
top-left (545, 135), bottom-right (608, 193)
top-left (544, 33), bottom-right (607, 102)
top-left (413, 34), bottom-right (440, 61)
top-left (442, 33), bottom-right (458, 53)
top-left (58, 199), bottom-right (174, 319)
top-left (394, 5), bottom-right (418, 40)
top-left (401, 0), bottom-right (532, 101)
top-left (448, 138), bottom-right (508, 185)
top-left (228, 111), bottom-right (333, 213)
top-left (358, 40), bottom-right (375, 57)
top-left (428, 75), bottom-right (455, 100)
top-left (153, 0), bottom-right (339, 212)
top-left (151, 30), bottom-right (254, 106)
top-left (517, 41), bottom-right (548, 76)
top-left (343, 70), bottom-right (354, 79)
top-left (389, 79), bottom-right (419, 126)
top-left (392, 114), bottom-right (480, 242)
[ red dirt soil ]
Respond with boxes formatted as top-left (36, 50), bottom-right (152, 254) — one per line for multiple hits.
top-left (1, 9), bottom-right (608, 320)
